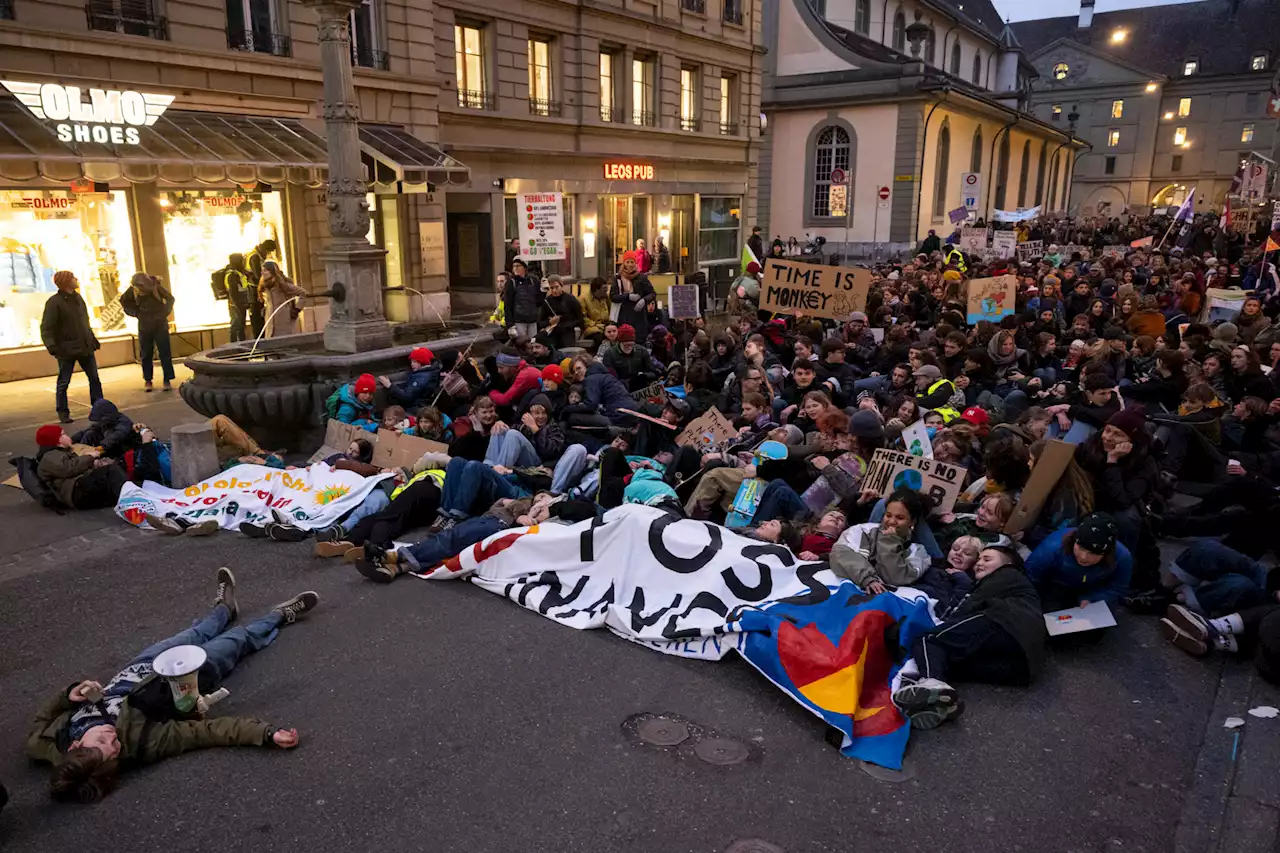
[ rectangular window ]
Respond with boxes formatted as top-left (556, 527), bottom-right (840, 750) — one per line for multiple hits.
top-left (1242, 123), bottom-right (1255, 143)
top-left (1177, 97), bottom-right (1191, 117)
top-left (599, 51), bottom-right (618, 122)
top-left (1104, 156), bottom-right (1116, 175)
top-left (1107, 129), bottom-right (1120, 147)
top-left (632, 56), bottom-right (655, 126)
top-left (719, 74), bottom-right (738, 135)
top-left (1172, 154), bottom-right (1183, 172)
top-left (88, 0), bottom-right (169, 38)
top-left (723, 0), bottom-right (743, 25)
top-left (528, 37), bottom-right (557, 116)
top-left (226, 0), bottom-right (291, 56)
top-left (1183, 59), bottom-right (1198, 76)
top-left (455, 24), bottom-right (490, 109)
top-left (1051, 104), bottom-right (1062, 122)
top-left (1173, 126), bottom-right (1187, 146)
top-left (350, 0), bottom-right (386, 70)
top-left (1111, 99), bottom-right (1123, 119)
top-left (679, 67), bottom-right (699, 132)
top-left (681, 0), bottom-right (706, 12)
top-left (698, 196), bottom-right (741, 263)
top-left (1252, 53), bottom-right (1268, 71)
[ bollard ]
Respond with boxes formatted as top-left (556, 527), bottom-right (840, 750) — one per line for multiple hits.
top-left (169, 422), bottom-right (220, 488)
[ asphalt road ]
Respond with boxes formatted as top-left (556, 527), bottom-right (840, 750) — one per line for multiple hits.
top-left (0, 370), bottom-right (1271, 852)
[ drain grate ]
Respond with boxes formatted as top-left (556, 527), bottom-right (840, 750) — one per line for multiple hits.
top-left (859, 758), bottom-right (916, 783)
top-left (725, 840), bottom-right (784, 853)
top-left (695, 737), bottom-right (749, 765)
top-left (637, 717), bottom-right (691, 747)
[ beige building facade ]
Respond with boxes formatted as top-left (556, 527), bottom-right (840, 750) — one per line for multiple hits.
top-left (0, 0), bottom-right (761, 377)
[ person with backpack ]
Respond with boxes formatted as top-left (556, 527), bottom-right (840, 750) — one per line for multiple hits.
top-left (223, 254), bottom-right (254, 343)
top-left (34, 425), bottom-right (127, 510)
top-left (119, 272), bottom-right (175, 392)
top-left (328, 373), bottom-right (380, 432)
top-left (26, 569), bottom-right (315, 804)
top-left (244, 239), bottom-right (277, 338)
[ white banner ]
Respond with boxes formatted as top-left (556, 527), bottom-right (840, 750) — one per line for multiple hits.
top-left (115, 463), bottom-right (392, 531)
top-left (992, 205), bottom-right (1042, 223)
top-left (517, 191), bottom-right (566, 261)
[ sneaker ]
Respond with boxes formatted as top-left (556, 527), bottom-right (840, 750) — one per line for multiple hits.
top-left (58, 413), bottom-right (74, 424)
top-left (162, 381), bottom-right (173, 392)
top-left (213, 567), bottom-right (238, 620)
top-left (239, 522), bottom-right (267, 538)
top-left (144, 381), bottom-right (154, 393)
top-left (1165, 603), bottom-right (1211, 642)
top-left (892, 677), bottom-right (963, 730)
top-left (1160, 618), bottom-right (1208, 656)
top-left (146, 514), bottom-right (186, 536)
top-left (314, 540), bottom-right (354, 558)
top-left (354, 542), bottom-right (400, 584)
top-left (314, 525), bottom-right (346, 543)
top-left (183, 520), bottom-right (219, 537)
top-left (271, 591), bottom-right (319, 625)
top-left (265, 523), bottom-right (310, 543)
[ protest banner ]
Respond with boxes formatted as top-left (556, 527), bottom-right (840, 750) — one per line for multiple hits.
top-left (1205, 288), bottom-right (1252, 324)
top-left (675, 406), bottom-right (737, 450)
top-left (1130, 236), bottom-right (1154, 248)
top-left (1004, 439), bottom-right (1074, 534)
top-left (373, 429), bottom-right (450, 469)
top-left (308, 419), bottom-right (368, 464)
top-left (965, 274), bottom-right (1017, 325)
top-left (991, 231), bottom-right (1017, 256)
top-left (1102, 245), bottom-right (1126, 259)
top-left (901, 420), bottom-right (933, 458)
top-left (630, 381), bottom-right (667, 402)
top-left (760, 258), bottom-right (872, 321)
top-left (959, 226), bottom-right (989, 252)
top-left (861, 448), bottom-right (963, 513)
top-left (1015, 240), bottom-right (1043, 261)
top-left (667, 283), bottom-right (700, 319)
top-left (992, 205), bottom-right (1042, 223)
top-left (948, 205), bottom-right (970, 225)
top-left (1061, 243), bottom-right (1091, 259)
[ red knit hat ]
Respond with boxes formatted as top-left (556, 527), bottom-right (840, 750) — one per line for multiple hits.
top-left (541, 364), bottom-right (563, 384)
top-left (36, 425), bottom-right (63, 448)
top-left (410, 347), bottom-right (433, 365)
top-left (617, 324), bottom-right (636, 342)
top-left (353, 373), bottom-right (377, 395)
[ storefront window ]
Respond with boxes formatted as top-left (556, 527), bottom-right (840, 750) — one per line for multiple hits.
top-left (0, 189), bottom-right (137, 349)
top-left (160, 190), bottom-right (286, 331)
top-left (366, 193), bottom-right (404, 291)
top-left (697, 195), bottom-right (741, 264)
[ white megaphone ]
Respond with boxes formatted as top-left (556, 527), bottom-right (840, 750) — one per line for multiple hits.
top-left (153, 645), bottom-right (230, 714)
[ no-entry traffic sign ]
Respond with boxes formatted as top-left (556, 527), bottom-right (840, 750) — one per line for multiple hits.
top-left (830, 168), bottom-right (847, 185)
top-left (877, 186), bottom-right (890, 200)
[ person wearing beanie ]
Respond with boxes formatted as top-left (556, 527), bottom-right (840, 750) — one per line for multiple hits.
top-left (34, 424), bottom-right (128, 510)
top-left (1074, 407), bottom-right (1159, 553)
top-left (71, 399), bottom-right (136, 459)
top-left (604, 324), bottom-right (658, 392)
top-left (503, 258), bottom-right (542, 340)
top-left (487, 347), bottom-right (543, 420)
top-left (610, 249), bottom-right (656, 341)
top-left (41, 270), bottom-right (104, 424)
top-left (378, 347), bottom-right (440, 410)
top-left (1025, 512), bottom-right (1132, 611)
top-left (333, 373), bottom-right (380, 432)
top-left (541, 364), bottom-right (563, 389)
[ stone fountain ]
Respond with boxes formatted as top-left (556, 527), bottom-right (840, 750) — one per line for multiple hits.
top-left (180, 0), bottom-right (495, 449)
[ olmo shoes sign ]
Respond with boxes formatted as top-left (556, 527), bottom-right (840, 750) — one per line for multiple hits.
top-left (2, 80), bottom-right (174, 145)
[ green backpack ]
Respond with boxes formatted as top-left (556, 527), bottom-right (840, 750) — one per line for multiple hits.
top-left (324, 386), bottom-right (344, 420)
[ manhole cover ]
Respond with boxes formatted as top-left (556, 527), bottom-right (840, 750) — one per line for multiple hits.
top-left (695, 737), bottom-right (749, 765)
top-left (859, 758), bottom-right (916, 783)
top-left (637, 717), bottom-right (690, 747)
top-left (725, 840), bottom-right (784, 853)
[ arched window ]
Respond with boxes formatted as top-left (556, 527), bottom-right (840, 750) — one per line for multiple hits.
top-left (972, 52), bottom-right (982, 85)
top-left (933, 123), bottom-right (951, 219)
top-left (854, 0), bottom-right (870, 34)
top-left (809, 124), bottom-right (853, 220)
top-left (950, 42), bottom-right (961, 75)
top-left (970, 127), bottom-right (983, 174)
top-left (1017, 140), bottom-right (1031, 208)
top-left (1034, 142), bottom-right (1047, 205)
top-left (994, 132), bottom-right (1011, 209)
top-left (1048, 154), bottom-right (1060, 211)
top-left (925, 28), bottom-right (936, 65)
top-left (892, 11), bottom-right (906, 51)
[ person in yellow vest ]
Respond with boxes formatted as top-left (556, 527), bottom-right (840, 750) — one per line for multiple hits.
top-left (943, 244), bottom-right (967, 274)
top-left (914, 365), bottom-right (963, 422)
top-left (313, 458), bottom-right (447, 560)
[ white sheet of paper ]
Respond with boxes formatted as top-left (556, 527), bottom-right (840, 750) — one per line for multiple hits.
top-left (870, 327), bottom-right (885, 343)
top-left (901, 419), bottom-right (933, 458)
top-left (1044, 600), bottom-right (1117, 635)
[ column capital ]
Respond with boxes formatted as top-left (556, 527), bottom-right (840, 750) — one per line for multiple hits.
top-left (300, 0), bottom-right (362, 18)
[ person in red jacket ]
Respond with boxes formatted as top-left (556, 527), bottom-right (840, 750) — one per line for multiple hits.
top-left (487, 348), bottom-right (542, 421)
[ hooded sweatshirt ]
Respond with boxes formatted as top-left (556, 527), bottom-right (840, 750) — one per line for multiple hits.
top-left (71, 399), bottom-right (135, 456)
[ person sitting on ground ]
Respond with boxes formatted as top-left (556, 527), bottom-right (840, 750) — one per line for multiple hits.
top-left (487, 348), bottom-right (542, 422)
top-left (1024, 512), bottom-right (1132, 611)
top-left (931, 493), bottom-right (1016, 554)
top-left (449, 397), bottom-right (500, 461)
top-left (1157, 540), bottom-right (1280, 618)
top-left (71, 399), bottom-right (135, 459)
top-left (1021, 439), bottom-right (1095, 548)
top-left (484, 394), bottom-right (566, 470)
top-left (1074, 407), bottom-right (1158, 553)
top-left (829, 487), bottom-right (933, 594)
top-left (207, 415), bottom-right (284, 470)
top-left (26, 569), bottom-right (315, 803)
top-left (603, 324), bottom-right (658, 391)
top-left (332, 373), bottom-right (379, 433)
top-left (378, 347), bottom-right (439, 410)
top-left (1160, 599), bottom-right (1280, 682)
top-left (35, 425), bottom-right (128, 510)
top-left (892, 545), bottom-right (1044, 731)
top-left (1045, 372), bottom-right (1120, 443)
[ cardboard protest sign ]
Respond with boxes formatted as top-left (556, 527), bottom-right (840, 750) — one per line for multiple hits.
top-left (630, 381), bottom-right (667, 402)
top-left (1004, 439), bottom-right (1074, 534)
top-left (1060, 243), bottom-right (1091, 259)
top-left (1102, 245), bottom-right (1126, 259)
top-left (668, 283), bottom-right (700, 319)
top-left (1206, 288), bottom-right (1251, 324)
top-left (308, 419), bottom-right (369, 464)
top-left (373, 429), bottom-right (450, 469)
top-left (959, 226), bottom-right (989, 252)
top-left (760, 259), bottom-right (872, 321)
top-left (861, 448), bottom-right (964, 513)
top-left (901, 420), bottom-right (933, 458)
top-left (675, 406), bottom-right (737, 450)
top-left (1015, 240), bottom-right (1043, 261)
top-left (992, 231), bottom-right (1017, 256)
top-left (965, 274), bottom-right (1017, 325)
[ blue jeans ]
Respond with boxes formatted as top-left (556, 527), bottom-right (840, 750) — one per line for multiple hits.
top-left (870, 497), bottom-right (944, 558)
top-left (55, 353), bottom-right (103, 419)
top-left (343, 489), bottom-right (390, 529)
top-left (485, 430), bottom-right (541, 468)
top-left (754, 480), bottom-right (810, 521)
top-left (440, 456), bottom-right (526, 516)
top-left (1168, 541), bottom-right (1273, 617)
top-left (552, 444), bottom-right (590, 494)
top-left (401, 515), bottom-right (507, 571)
top-left (129, 605), bottom-right (282, 683)
top-left (1047, 418), bottom-right (1097, 444)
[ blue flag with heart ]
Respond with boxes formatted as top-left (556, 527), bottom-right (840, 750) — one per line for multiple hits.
top-left (735, 583), bottom-right (936, 769)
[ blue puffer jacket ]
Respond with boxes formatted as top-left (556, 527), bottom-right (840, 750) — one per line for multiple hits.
top-left (584, 362), bottom-right (634, 421)
top-left (1024, 527), bottom-right (1133, 607)
top-left (336, 384), bottom-right (378, 433)
top-left (387, 365), bottom-right (441, 409)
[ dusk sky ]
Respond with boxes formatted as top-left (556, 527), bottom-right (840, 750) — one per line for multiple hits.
top-left (991, 0), bottom-right (1200, 23)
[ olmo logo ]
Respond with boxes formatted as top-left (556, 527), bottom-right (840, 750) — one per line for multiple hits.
top-left (2, 80), bottom-right (174, 145)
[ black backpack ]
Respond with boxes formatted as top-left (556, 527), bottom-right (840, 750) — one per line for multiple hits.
top-left (210, 266), bottom-right (230, 300)
top-left (11, 456), bottom-right (66, 513)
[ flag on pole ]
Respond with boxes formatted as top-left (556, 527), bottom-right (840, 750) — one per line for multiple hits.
top-left (1219, 195), bottom-right (1231, 231)
top-left (1265, 233), bottom-right (1280, 253)
top-left (1174, 187), bottom-right (1196, 223)
top-left (741, 243), bottom-right (760, 271)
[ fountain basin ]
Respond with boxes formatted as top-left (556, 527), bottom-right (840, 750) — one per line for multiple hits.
top-left (179, 321), bottom-right (498, 449)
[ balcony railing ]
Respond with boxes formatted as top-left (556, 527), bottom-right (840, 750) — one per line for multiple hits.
top-left (719, 121), bottom-right (740, 136)
top-left (680, 116), bottom-right (700, 132)
top-left (1, 0), bottom-right (13, 20)
top-left (228, 29), bottom-right (292, 57)
top-left (353, 46), bottom-right (389, 71)
top-left (723, 2), bottom-right (743, 24)
top-left (600, 105), bottom-right (625, 123)
top-left (632, 110), bottom-right (656, 127)
top-left (681, 0), bottom-right (706, 12)
top-left (85, 1), bottom-right (168, 39)
top-left (529, 97), bottom-right (562, 117)
top-left (457, 89), bottom-right (495, 110)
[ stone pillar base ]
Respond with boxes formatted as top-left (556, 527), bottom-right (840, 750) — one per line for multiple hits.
top-left (324, 318), bottom-right (394, 353)
top-left (319, 239), bottom-right (392, 354)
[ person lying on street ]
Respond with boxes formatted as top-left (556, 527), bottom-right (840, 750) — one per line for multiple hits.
top-left (35, 425), bottom-right (128, 510)
top-left (829, 487), bottom-right (933, 594)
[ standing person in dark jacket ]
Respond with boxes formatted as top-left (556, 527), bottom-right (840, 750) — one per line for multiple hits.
top-left (503, 259), bottom-right (541, 339)
top-left (120, 272), bottom-right (175, 392)
top-left (892, 545), bottom-right (1045, 730)
top-left (223, 253), bottom-right (254, 343)
top-left (610, 250), bottom-right (656, 341)
top-left (41, 270), bottom-right (103, 424)
top-left (243, 239), bottom-right (276, 339)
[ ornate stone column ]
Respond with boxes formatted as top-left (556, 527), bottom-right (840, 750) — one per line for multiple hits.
top-left (302, 0), bottom-right (392, 353)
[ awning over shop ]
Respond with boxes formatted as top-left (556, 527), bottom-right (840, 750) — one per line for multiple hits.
top-left (359, 124), bottom-right (469, 186)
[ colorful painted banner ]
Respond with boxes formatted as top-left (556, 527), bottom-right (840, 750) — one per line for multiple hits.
top-left (964, 274), bottom-right (1017, 325)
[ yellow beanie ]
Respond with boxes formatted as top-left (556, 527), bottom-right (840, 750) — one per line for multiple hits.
top-left (943, 269), bottom-right (963, 282)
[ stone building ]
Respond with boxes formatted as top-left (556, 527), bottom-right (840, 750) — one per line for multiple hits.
top-left (0, 0), bottom-right (761, 377)
top-left (759, 0), bottom-right (1082, 258)
top-left (1011, 0), bottom-right (1279, 217)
